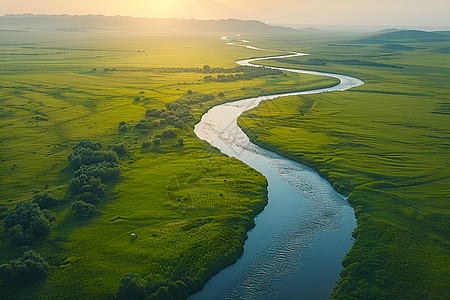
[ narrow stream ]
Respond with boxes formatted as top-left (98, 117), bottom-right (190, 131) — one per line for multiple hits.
top-left (190, 39), bottom-right (364, 299)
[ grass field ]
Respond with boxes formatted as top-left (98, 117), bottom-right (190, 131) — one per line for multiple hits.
top-left (0, 29), bottom-right (339, 298)
top-left (238, 34), bottom-right (450, 298)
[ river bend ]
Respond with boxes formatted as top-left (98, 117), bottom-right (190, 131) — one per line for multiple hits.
top-left (190, 38), bottom-right (364, 299)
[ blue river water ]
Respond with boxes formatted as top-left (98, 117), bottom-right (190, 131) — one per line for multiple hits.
top-left (190, 39), bottom-right (363, 299)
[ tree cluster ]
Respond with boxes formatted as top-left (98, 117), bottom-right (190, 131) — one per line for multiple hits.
top-left (4, 202), bottom-right (54, 245)
top-left (117, 274), bottom-right (147, 300)
top-left (203, 66), bottom-right (282, 82)
top-left (68, 140), bottom-right (122, 218)
top-left (32, 193), bottom-right (60, 209)
top-left (0, 250), bottom-right (49, 284)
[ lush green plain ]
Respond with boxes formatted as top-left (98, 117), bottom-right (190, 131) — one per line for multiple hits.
top-left (239, 35), bottom-right (450, 298)
top-left (0, 29), bottom-right (338, 298)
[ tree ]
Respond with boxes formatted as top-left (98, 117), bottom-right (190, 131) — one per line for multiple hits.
top-left (187, 90), bottom-right (193, 95)
top-left (32, 193), bottom-right (60, 209)
top-left (162, 128), bottom-right (176, 139)
top-left (72, 201), bottom-right (98, 218)
top-left (119, 125), bottom-right (128, 133)
top-left (218, 92), bottom-right (225, 97)
top-left (4, 202), bottom-right (52, 245)
top-left (141, 140), bottom-right (151, 148)
top-left (117, 273), bottom-right (147, 300)
top-left (76, 192), bottom-right (101, 205)
top-left (178, 138), bottom-right (184, 146)
top-left (0, 250), bottom-right (49, 284)
top-left (174, 120), bottom-right (184, 129)
top-left (153, 138), bottom-right (161, 146)
top-left (113, 144), bottom-right (127, 156)
top-left (203, 65), bottom-right (211, 71)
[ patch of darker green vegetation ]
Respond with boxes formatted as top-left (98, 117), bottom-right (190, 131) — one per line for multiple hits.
top-left (0, 250), bottom-right (49, 284)
top-left (240, 34), bottom-right (449, 299)
top-left (103, 65), bottom-right (283, 81)
top-left (274, 57), bottom-right (401, 68)
top-left (68, 140), bottom-right (122, 217)
top-left (4, 202), bottom-right (55, 245)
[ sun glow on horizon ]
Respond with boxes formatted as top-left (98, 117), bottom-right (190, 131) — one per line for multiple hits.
top-left (1, 0), bottom-right (449, 26)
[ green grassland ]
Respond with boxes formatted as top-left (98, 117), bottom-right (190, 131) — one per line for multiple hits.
top-left (238, 34), bottom-right (450, 298)
top-left (0, 29), bottom-right (339, 298)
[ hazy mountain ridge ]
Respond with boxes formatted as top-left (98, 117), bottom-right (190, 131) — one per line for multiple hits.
top-left (0, 14), bottom-right (298, 34)
top-left (350, 29), bottom-right (450, 44)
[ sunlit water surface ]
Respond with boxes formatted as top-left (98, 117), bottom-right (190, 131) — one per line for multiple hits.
top-left (190, 40), bottom-right (363, 299)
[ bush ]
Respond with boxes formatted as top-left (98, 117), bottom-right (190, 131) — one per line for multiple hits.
top-left (76, 192), bottom-right (101, 205)
top-left (119, 125), bottom-right (128, 133)
top-left (73, 140), bottom-right (101, 151)
top-left (4, 202), bottom-right (52, 245)
top-left (178, 138), bottom-right (184, 146)
top-left (70, 175), bottom-right (107, 197)
top-left (117, 274), bottom-right (147, 300)
top-left (145, 109), bottom-right (165, 118)
top-left (187, 90), bottom-right (193, 95)
top-left (142, 140), bottom-right (151, 148)
top-left (218, 92), bottom-right (225, 97)
top-left (32, 193), bottom-right (60, 209)
top-left (72, 201), bottom-right (98, 218)
top-left (74, 161), bottom-right (121, 181)
top-left (162, 128), bottom-right (176, 139)
top-left (119, 121), bottom-right (127, 127)
top-left (0, 250), bottom-right (49, 284)
top-left (174, 120), bottom-right (184, 129)
top-left (153, 138), bottom-right (161, 146)
top-left (113, 144), bottom-right (127, 156)
top-left (68, 147), bottom-right (119, 170)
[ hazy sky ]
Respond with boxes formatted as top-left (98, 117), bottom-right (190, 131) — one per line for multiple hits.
top-left (1, 0), bottom-right (449, 27)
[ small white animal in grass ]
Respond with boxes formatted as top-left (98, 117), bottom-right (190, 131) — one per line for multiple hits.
top-left (131, 232), bottom-right (137, 238)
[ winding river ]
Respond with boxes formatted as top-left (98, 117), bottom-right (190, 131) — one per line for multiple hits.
top-left (190, 38), bottom-right (364, 299)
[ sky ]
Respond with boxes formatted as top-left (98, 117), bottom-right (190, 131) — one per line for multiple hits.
top-left (1, 0), bottom-right (450, 27)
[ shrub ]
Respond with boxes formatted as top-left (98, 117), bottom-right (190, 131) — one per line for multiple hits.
top-left (70, 175), bottom-right (107, 197)
top-left (153, 138), bottom-right (161, 146)
top-left (142, 140), bottom-right (151, 148)
top-left (4, 202), bottom-right (52, 245)
top-left (0, 250), bottom-right (49, 284)
top-left (178, 138), bottom-right (184, 146)
top-left (68, 147), bottom-right (119, 170)
top-left (187, 90), bottom-right (193, 95)
top-left (174, 120), bottom-right (184, 129)
top-left (162, 128), bottom-right (176, 139)
top-left (73, 140), bottom-right (101, 151)
top-left (113, 144), bottom-right (127, 156)
top-left (117, 273), bottom-right (147, 300)
top-left (119, 125), bottom-right (128, 133)
top-left (76, 192), bottom-right (101, 205)
top-left (73, 162), bottom-right (121, 181)
top-left (145, 109), bottom-right (165, 118)
top-left (72, 201), bottom-right (98, 218)
top-left (32, 193), bottom-right (60, 209)
top-left (119, 121), bottom-right (127, 127)
top-left (218, 92), bottom-right (225, 97)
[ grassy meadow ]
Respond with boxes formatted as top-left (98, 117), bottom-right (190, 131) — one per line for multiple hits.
top-left (0, 29), bottom-right (339, 298)
top-left (238, 34), bottom-right (450, 298)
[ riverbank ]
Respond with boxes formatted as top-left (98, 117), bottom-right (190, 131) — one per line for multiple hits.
top-left (237, 38), bottom-right (450, 297)
top-left (191, 40), bottom-right (363, 298)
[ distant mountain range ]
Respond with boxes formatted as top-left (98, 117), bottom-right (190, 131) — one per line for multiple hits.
top-left (0, 14), bottom-right (298, 34)
top-left (350, 29), bottom-right (450, 44)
